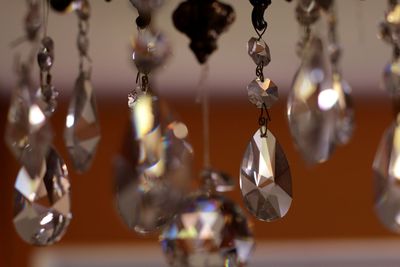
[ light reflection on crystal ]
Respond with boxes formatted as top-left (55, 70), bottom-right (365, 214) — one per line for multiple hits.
top-left (115, 93), bottom-right (192, 233)
top-left (64, 72), bottom-right (100, 173)
top-left (247, 78), bottom-right (278, 108)
top-left (5, 67), bottom-right (52, 178)
top-left (240, 128), bottom-right (292, 221)
top-left (247, 37), bottom-right (270, 66)
top-left (132, 30), bottom-right (171, 74)
top-left (161, 193), bottom-right (254, 267)
top-left (13, 147), bottom-right (71, 246)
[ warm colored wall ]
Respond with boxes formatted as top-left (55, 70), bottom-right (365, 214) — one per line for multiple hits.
top-left (0, 94), bottom-right (398, 267)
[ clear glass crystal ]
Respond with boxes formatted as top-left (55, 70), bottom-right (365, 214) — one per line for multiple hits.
top-left (383, 59), bottom-right (400, 95)
top-left (64, 72), bottom-right (100, 173)
top-left (295, 0), bottom-right (320, 26)
top-left (161, 193), bottom-right (254, 267)
top-left (247, 78), bottom-right (278, 108)
top-left (13, 147), bottom-right (71, 246)
top-left (115, 94), bottom-right (192, 233)
top-left (36, 86), bottom-right (59, 117)
top-left (132, 30), bottom-right (171, 74)
top-left (287, 37), bottom-right (337, 163)
top-left (373, 118), bottom-right (400, 233)
top-left (201, 169), bottom-right (234, 193)
top-left (5, 71), bottom-right (52, 178)
top-left (247, 37), bottom-right (271, 66)
top-left (240, 128), bottom-right (292, 221)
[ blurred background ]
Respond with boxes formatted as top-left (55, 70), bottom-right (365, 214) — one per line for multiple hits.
top-left (1, 0), bottom-right (400, 266)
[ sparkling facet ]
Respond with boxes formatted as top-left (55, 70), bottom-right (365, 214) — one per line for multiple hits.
top-left (247, 37), bottom-right (271, 66)
top-left (161, 193), bottom-right (254, 267)
top-left (240, 128), bottom-right (292, 221)
top-left (5, 67), bottom-right (52, 178)
top-left (201, 169), bottom-right (234, 193)
top-left (332, 75), bottom-right (354, 145)
top-left (36, 86), bottom-right (59, 117)
top-left (287, 37), bottom-right (337, 163)
top-left (373, 118), bottom-right (400, 233)
top-left (247, 78), bottom-right (279, 108)
top-left (116, 94), bottom-right (192, 233)
top-left (64, 72), bottom-right (100, 173)
top-left (13, 147), bottom-right (71, 246)
top-left (132, 30), bottom-right (171, 74)
top-left (383, 59), bottom-right (400, 95)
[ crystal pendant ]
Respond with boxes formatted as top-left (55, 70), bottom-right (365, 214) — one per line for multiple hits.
top-left (295, 0), bottom-right (320, 26)
top-left (161, 193), bottom-right (254, 267)
top-left (247, 78), bottom-right (279, 108)
top-left (287, 37), bottom-right (337, 163)
top-left (247, 37), bottom-right (271, 66)
top-left (201, 169), bottom-right (235, 193)
top-left (132, 30), bottom-right (171, 74)
top-left (5, 67), bottom-right (52, 178)
top-left (64, 71), bottom-right (100, 173)
top-left (383, 58), bottom-right (400, 95)
top-left (13, 147), bottom-right (71, 246)
top-left (240, 128), bottom-right (292, 221)
top-left (115, 93), bottom-right (192, 233)
top-left (372, 118), bottom-right (400, 233)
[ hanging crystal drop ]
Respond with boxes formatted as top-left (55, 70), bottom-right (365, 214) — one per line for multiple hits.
top-left (5, 66), bottom-right (52, 178)
top-left (132, 30), bottom-right (171, 74)
top-left (161, 193), bottom-right (254, 267)
top-left (13, 147), bottom-right (71, 246)
top-left (115, 93), bottom-right (192, 233)
top-left (287, 37), bottom-right (338, 164)
top-left (240, 128), bottom-right (292, 221)
top-left (372, 117), bottom-right (400, 233)
top-left (64, 71), bottom-right (100, 173)
top-left (332, 74), bottom-right (354, 145)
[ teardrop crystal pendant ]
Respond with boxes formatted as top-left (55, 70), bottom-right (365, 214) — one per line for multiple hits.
top-left (287, 37), bottom-right (337, 164)
top-left (13, 147), bottom-right (71, 246)
top-left (161, 193), bottom-right (254, 267)
top-left (240, 128), bottom-right (292, 221)
top-left (115, 93), bottom-right (192, 233)
top-left (64, 71), bottom-right (100, 172)
top-left (372, 118), bottom-right (400, 233)
top-left (5, 67), bottom-right (52, 178)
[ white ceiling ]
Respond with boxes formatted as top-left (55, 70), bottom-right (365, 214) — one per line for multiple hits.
top-left (0, 1), bottom-right (391, 98)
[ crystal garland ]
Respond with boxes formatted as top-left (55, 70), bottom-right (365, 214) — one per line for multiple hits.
top-left (373, 0), bottom-right (400, 233)
top-left (287, 0), bottom-right (354, 164)
top-left (114, 0), bottom-right (193, 234)
top-left (6, 0), bottom-right (72, 246)
top-left (240, 0), bottom-right (293, 222)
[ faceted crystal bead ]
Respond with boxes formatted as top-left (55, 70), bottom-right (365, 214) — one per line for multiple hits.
top-left (132, 30), bottom-right (171, 74)
top-left (373, 118), bottom-right (400, 233)
top-left (240, 128), bottom-right (292, 221)
top-left (247, 37), bottom-right (271, 66)
top-left (36, 86), bottom-right (59, 117)
top-left (161, 193), bottom-right (254, 267)
top-left (37, 37), bottom-right (54, 71)
top-left (247, 78), bottom-right (279, 108)
top-left (13, 147), bottom-right (71, 246)
top-left (383, 59), bottom-right (400, 95)
top-left (5, 71), bottom-right (52, 178)
top-left (115, 94), bottom-right (192, 233)
top-left (64, 72), bottom-right (100, 173)
top-left (201, 169), bottom-right (234, 193)
top-left (287, 37), bottom-right (337, 163)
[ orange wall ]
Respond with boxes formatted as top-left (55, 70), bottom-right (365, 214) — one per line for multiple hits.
top-left (0, 94), bottom-right (398, 267)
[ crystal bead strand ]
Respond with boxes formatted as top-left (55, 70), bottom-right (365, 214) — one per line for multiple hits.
top-left (240, 0), bottom-right (293, 222)
top-left (64, 0), bottom-right (101, 173)
top-left (114, 0), bottom-right (194, 234)
top-left (287, 0), bottom-right (354, 164)
top-left (9, 0), bottom-right (72, 246)
top-left (373, 0), bottom-right (400, 233)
